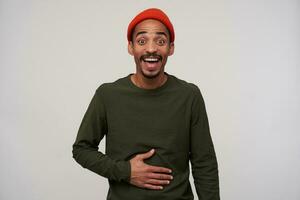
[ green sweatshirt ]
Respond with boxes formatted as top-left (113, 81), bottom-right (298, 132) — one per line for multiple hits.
top-left (72, 73), bottom-right (219, 200)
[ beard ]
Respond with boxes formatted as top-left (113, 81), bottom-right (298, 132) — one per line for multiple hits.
top-left (140, 68), bottom-right (161, 79)
top-left (138, 52), bottom-right (164, 79)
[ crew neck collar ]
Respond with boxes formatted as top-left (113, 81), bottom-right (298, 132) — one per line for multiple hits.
top-left (127, 72), bottom-right (171, 93)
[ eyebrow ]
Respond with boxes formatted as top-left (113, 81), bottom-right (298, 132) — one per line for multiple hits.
top-left (135, 31), bottom-right (168, 38)
top-left (135, 31), bottom-right (147, 37)
top-left (155, 32), bottom-right (168, 37)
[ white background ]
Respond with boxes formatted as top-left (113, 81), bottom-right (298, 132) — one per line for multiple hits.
top-left (1, 0), bottom-right (299, 199)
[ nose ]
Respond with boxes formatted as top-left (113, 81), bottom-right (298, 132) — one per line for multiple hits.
top-left (145, 40), bottom-right (157, 53)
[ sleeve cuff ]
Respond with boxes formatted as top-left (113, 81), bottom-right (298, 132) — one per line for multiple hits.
top-left (114, 160), bottom-right (131, 182)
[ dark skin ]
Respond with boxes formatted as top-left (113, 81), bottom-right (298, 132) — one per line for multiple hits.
top-left (128, 19), bottom-right (174, 89)
top-left (129, 149), bottom-right (173, 190)
top-left (127, 19), bottom-right (175, 190)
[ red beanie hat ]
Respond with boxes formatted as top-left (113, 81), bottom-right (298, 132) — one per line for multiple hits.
top-left (127, 8), bottom-right (175, 43)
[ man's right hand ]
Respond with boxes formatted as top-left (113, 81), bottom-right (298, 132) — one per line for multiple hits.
top-left (129, 149), bottom-right (173, 190)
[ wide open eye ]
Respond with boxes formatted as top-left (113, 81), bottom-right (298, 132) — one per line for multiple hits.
top-left (137, 38), bottom-right (146, 45)
top-left (157, 39), bottom-right (166, 46)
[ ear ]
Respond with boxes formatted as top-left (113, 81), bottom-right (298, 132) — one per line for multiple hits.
top-left (128, 41), bottom-right (134, 56)
top-left (168, 42), bottom-right (175, 56)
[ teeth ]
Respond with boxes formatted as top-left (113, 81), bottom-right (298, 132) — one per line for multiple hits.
top-left (144, 58), bottom-right (159, 62)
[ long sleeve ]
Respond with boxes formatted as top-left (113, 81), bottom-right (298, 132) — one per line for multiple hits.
top-left (72, 87), bottom-right (131, 182)
top-left (189, 85), bottom-right (220, 200)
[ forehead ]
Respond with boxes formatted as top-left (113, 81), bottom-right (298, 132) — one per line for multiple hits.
top-left (133, 19), bottom-right (169, 36)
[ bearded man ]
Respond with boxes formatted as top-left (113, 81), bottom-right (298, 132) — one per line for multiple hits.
top-left (73, 8), bottom-right (220, 200)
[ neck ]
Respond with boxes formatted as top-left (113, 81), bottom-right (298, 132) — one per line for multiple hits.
top-left (131, 72), bottom-right (168, 89)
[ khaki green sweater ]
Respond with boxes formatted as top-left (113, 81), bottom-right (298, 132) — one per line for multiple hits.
top-left (72, 73), bottom-right (219, 200)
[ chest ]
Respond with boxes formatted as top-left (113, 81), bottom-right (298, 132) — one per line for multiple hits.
top-left (106, 93), bottom-right (192, 132)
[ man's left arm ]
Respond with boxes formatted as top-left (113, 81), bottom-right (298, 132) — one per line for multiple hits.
top-left (189, 85), bottom-right (220, 200)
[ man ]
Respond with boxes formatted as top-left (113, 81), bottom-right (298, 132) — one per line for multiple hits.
top-left (73, 8), bottom-right (220, 200)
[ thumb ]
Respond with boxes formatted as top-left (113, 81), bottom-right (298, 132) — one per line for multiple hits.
top-left (139, 149), bottom-right (155, 160)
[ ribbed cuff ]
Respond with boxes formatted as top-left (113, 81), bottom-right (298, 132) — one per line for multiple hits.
top-left (115, 160), bottom-right (131, 182)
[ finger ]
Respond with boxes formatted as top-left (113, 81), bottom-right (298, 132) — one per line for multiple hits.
top-left (147, 173), bottom-right (173, 180)
top-left (146, 179), bottom-right (170, 185)
top-left (147, 165), bottom-right (172, 173)
top-left (138, 149), bottom-right (155, 160)
top-left (143, 183), bottom-right (163, 190)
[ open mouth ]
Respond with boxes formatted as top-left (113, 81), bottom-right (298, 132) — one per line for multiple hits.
top-left (141, 55), bottom-right (162, 63)
top-left (143, 57), bottom-right (159, 62)
top-left (139, 54), bottom-right (162, 71)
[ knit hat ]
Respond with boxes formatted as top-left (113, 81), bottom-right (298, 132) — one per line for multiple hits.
top-left (127, 8), bottom-right (175, 43)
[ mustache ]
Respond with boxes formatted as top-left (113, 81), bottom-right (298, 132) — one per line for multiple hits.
top-left (140, 53), bottom-right (162, 61)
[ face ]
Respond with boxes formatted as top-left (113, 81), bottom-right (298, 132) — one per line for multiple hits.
top-left (128, 19), bottom-right (174, 79)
